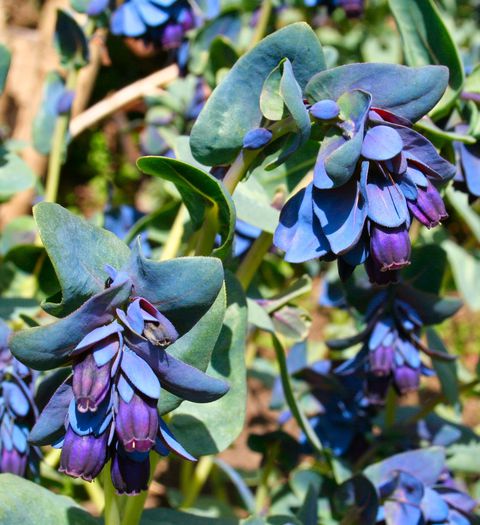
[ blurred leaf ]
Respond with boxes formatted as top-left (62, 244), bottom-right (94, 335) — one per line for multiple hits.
top-left (388, 0), bottom-right (463, 117)
top-left (205, 36), bottom-right (239, 88)
top-left (0, 216), bottom-right (36, 255)
top-left (446, 443), bottom-right (480, 474)
top-left (191, 23), bottom-right (325, 165)
top-left (169, 272), bottom-right (247, 455)
top-left (55, 10), bottom-right (89, 68)
top-left (446, 186), bottom-right (480, 243)
top-left (0, 44), bottom-right (11, 94)
top-left (214, 458), bottom-right (255, 514)
top-left (403, 244), bottom-right (448, 295)
top-left (306, 63), bottom-right (448, 122)
top-left (141, 508), bottom-right (237, 525)
top-left (0, 147), bottom-right (35, 201)
top-left (0, 474), bottom-right (97, 524)
top-left (426, 327), bottom-right (460, 408)
top-left (334, 475), bottom-right (378, 525)
top-left (296, 484), bottom-right (319, 525)
top-left (137, 156), bottom-right (235, 259)
top-left (272, 306), bottom-right (311, 341)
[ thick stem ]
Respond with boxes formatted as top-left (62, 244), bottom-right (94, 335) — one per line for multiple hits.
top-left (103, 467), bottom-right (121, 525)
top-left (249, 0), bottom-right (273, 50)
top-left (179, 456), bottom-right (214, 510)
top-left (236, 231), bottom-right (273, 290)
top-left (194, 207), bottom-right (219, 256)
top-left (160, 204), bottom-right (188, 261)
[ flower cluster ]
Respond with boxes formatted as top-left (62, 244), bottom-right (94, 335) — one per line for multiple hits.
top-left (360, 448), bottom-right (478, 525)
top-left (331, 284), bottom-right (456, 405)
top-left (274, 89), bottom-right (456, 285)
top-left (0, 321), bottom-right (39, 477)
top-left (30, 266), bottom-right (228, 495)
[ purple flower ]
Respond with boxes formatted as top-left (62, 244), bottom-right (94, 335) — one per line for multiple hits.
top-left (454, 124), bottom-right (480, 201)
top-left (274, 91), bottom-right (455, 285)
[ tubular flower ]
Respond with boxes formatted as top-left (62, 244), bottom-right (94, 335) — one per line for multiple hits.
top-left (0, 321), bottom-right (39, 477)
top-left (26, 265), bottom-right (228, 495)
top-left (331, 284), bottom-right (457, 405)
top-left (274, 89), bottom-right (456, 285)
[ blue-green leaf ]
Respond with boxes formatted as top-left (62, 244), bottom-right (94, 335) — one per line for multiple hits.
top-left (0, 147), bottom-right (35, 201)
top-left (55, 9), bottom-right (89, 68)
top-left (0, 44), bottom-right (11, 95)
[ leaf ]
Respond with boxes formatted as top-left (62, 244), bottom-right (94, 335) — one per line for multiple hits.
top-left (334, 475), bottom-right (378, 525)
top-left (388, 0), bottom-right (464, 117)
top-left (141, 509), bottom-right (238, 525)
top-left (191, 23), bottom-right (325, 165)
top-left (442, 240), bottom-right (480, 311)
top-left (205, 36), bottom-right (239, 88)
top-left (296, 484), bottom-right (318, 525)
top-left (55, 9), bottom-right (89, 68)
top-left (137, 156), bottom-right (235, 259)
top-left (403, 244), bottom-right (448, 295)
top-left (445, 186), bottom-right (480, 243)
top-left (260, 62), bottom-right (284, 121)
top-left (305, 63), bottom-right (448, 123)
top-left (426, 328), bottom-right (459, 408)
top-left (0, 44), bottom-right (11, 95)
top-left (33, 202), bottom-right (131, 317)
top-left (169, 272), bottom-right (247, 455)
top-left (0, 147), bottom-right (35, 201)
top-left (0, 474), bottom-right (97, 524)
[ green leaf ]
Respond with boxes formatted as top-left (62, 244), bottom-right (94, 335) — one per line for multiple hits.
top-left (445, 186), bottom-right (480, 243)
top-left (169, 272), bottom-right (247, 455)
top-left (388, 0), bottom-right (464, 117)
top-left (426, 327), bottom-right (460, 408)
top-left (305, 63), bottom-right (448, 123)
top-left (334, 475), bottom-right (378, 525)
top-left (446, 443), bottom-right (480, 474)
top-left (260, 62), bottom-right (285, 121)
top-left (191, 23), bottom-right (325, 165)
top-left (55, 10), bottom-right (89, 68)
top-left (205, 36), bottom-right (239, 88)
top-left (0, 44), bottom-right (11, 95)
top-left (403, 244), bottom-right (448, 295)
top-left (0, 147), bottom-right (35, 201)
top-left (0, 474), bottom-right (97, 525)
top-left (33, 202), bottom-right (131, 317)
top-left (442, 239), bottom-right (480, 311)
top-left (137, 156), bottom-right (235, 259)
top-left (141, 509), bottom-right (238, 525)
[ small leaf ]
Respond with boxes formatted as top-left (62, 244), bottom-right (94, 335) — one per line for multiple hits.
top-left (260, 62), bottom-right (285, 121)
top-left (0, 147), bottom-right (35, 201)
top-left (0, 44), bottom-right (11, 94)
top-left (55, 10), bottom-right (89, 68)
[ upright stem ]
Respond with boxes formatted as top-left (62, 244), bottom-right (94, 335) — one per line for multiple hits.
top-left (254, 442), bottom-right (279, 515)
top-left (236, 232), bottom-right (273, 289)
top-left (249, 0), bottom-right (273, 50)
top-left (44, 66), bottom-right (79, 203)
top-left (195, 207), bottom-right (219, 256)
top-left (103, 468), bottom-right (121, 525)
top-left (179, 456), bottom-right (214, 509)
top-left (160, 204), bottom-right (188, 261)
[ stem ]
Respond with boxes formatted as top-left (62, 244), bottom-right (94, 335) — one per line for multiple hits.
top-left (103, 467), bottom-right (121, 525)
top-left (223, 149), bottom-right (259, 194)
top-left (83, 480), bottom-right (105, 515)
top-left (254, 442), bottom-right (279, 515)
top-left (194, 207), bottom-right (218, 256)
top-left (44, 67), bottom-right (79, 203)
top-left (236, 232), bottom-right (273, 290)
top-left (384, 386), bottom-right (397, 429)
top-left (179, 456), bottom-right (214, 509)
top-left (249, 0), bottom-right (273, 50)
top-left (160, 204), bottom-right (188, 261)
top-left (121, 455), bottom-right (160, 525)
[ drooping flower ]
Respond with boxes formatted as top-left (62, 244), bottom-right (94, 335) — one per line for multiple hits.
top-left (16, 263), bottom-right (228, 495)
top-left (273, 71), bottom-right (455, 285)
top-left (0, 321), bottom-right (39, 477)
top-left (453, 124), bottom-right (480, 202)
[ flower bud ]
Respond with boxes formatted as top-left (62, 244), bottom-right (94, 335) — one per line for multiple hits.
top-left (370, 224), bottom-right (411, 272)
top-left (73, 353), bottom-right (112, 413)
top-left (111, 448), bottom-right (150, 495)
top-left (59, 426), bottom-right (109, 481)
top-left (393, 365), bottom-right (420, 395)
top-left (0, 447), bottom-right (27, 476)
top-left (407, 181), bottom-right (448, 228)
top-left (369, 346), bottom-right (394, 376)
top-left (115, 394), bottom-right (158, 453)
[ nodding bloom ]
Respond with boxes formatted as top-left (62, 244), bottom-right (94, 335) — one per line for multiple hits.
top-left (453, 124), bottom-right (480, 202)
top-left (330, 284), bottom-right (456, 405)
top-left (0, 322), bottom-right (39, 477)
top-left (29, 266), bottom-right (228, 495)
top-left (274, 88), bottom-right (455, 285)
top-left (272, 344), bottom-right (375, 458)
top-left (357, 448), bottom-right (478, 525)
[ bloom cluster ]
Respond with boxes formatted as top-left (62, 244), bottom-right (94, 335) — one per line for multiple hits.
top-left (274, 90), bottom-right (456, 284)
top-left (0, 321), bottom-right (38, 477)
top-left (32, 265), bottom-right (227, 494)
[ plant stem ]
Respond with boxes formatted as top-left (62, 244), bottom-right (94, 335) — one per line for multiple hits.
top-left (195, 206), bottom-right (219, 256)
top-left (249, 0), bottom-right (273, 50)
top-left (223, 149), bottom-right (259, 195)
top-left (236, 231), bottom-right (273, 290)
top-left (121, 455), bottom-right (160, 525)
top-left (254, 442), bottom-right (279, 515)
top-left (160, 204), bottom-right (188, 261)
top-left (384, 386), bottom-right (397, 428)
top-left (44, 66), bottom-right (79, 203)
top-left (179, 456), bottom-right (214, 510)
top-left (103, 467), bottom-right (121, 525)
top-left (84, 480), bottom-right (105, 515)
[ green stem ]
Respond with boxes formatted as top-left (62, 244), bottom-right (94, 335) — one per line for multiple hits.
top-left (254, 442), bottom-right (279, 515)
top-left (103, 468), bottom-right (121, 525)
top-left (84, 480), bottom-right (105, 515)
top-left (249, 0), bottom-right (273, 50)
top-left (160, 204), bottom-right (188, 261)
top-left (384, 386), bottom-right (397, 429)
top-left (236, 231), bottom-right (273, 290)
top-left (195, 207), bottom-right (219, 256)
top-left (179, 456), bottom-right (214, 510)
top-left (121, 455), bottom-right (160, 525)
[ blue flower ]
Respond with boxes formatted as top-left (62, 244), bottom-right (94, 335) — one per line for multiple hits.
top-left (274, 91), bottom-right (455, 285)
top-left (26, 265), bottom-right (228, 494)
top-left (104, 205), bottom-right (152, 257)
top-left (0, 321), bottom-right (39, 477)
top-left (453, 124), bottom-right (480, 201)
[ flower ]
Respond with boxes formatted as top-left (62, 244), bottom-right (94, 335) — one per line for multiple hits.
top-left (104, 205), bottom-right (151, 257)
top-left (453, 124), bottom-right (480, 202)
top-left (22, 264), bottom-right (228, 495)
top-left (273, 88), bottom-right (455, 285)
top-left (331, 283), bottom-right (457, 405)
top-left (0, 321), bottom-right (39, 477)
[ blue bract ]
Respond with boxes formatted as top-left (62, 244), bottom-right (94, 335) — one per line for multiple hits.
top-left (10, 203), bottom-right (229, 495)
top-left (0, 321), bottom-right (39, 478)
top-left (330, 282), bottom-right (458, 405)
top-left (274, 67), bottom-right (456, 284)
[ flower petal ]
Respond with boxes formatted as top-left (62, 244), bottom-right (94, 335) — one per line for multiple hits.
top-left (121, 347), bottom-right (161, 400)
